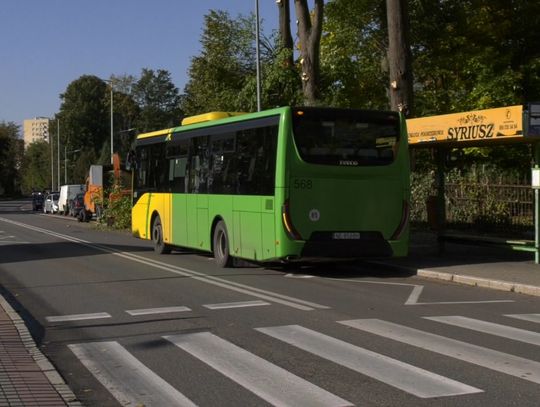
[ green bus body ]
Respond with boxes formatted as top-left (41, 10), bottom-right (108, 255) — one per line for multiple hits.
top-left (132, 106), bottom-right (410, 264)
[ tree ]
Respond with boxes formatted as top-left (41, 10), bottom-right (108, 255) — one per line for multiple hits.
top-left (58, 75), bottom-right (109, 155)
top-left (294, 0), bottom-right (324, 105)
top-left (320, 0), bottom-right (388, 109)
top-left (386, 0), bottom-right (413, 116)
top-left (20, 140), bottom-right (49, 194)
top-left (182, 10), bottom-right (258, 114)
top-left (0, 122), bottom-right (23, 196)
top-left (133, 68), bottom-right (183, 132)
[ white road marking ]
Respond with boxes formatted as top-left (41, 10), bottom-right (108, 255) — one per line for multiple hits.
top-left (505, 313), bottom-right (540, 324)
top-left (284, 273), bottom-right (315, 279)
top-left (405, 285), bottom-right (424, 304)
top-left (165, 332), bottom-right (352, 407)
top-left (69, 341), bottom-right (196, 407)
top-left (324, 277), bottom-right (513, 305)
top-left (203, 300), bottom-right (270, 310)
top-left (46, 312), bottom-right (111, 322)
top-left (0, 217), bottom-right (329, 311)
top-left (125, 306), bottom-right (191, 316)
top-left (425, 316), bottom-right (540, 346)
top-left (341, 318), bottom-right (540, 385)
top-left (257, 325), bottom-right (482, 398)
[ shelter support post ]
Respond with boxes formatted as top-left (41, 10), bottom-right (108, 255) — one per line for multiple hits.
top-left (534, 143), bottom-right (540, 264)
top-left (436, 147), bottom-right (446, 255)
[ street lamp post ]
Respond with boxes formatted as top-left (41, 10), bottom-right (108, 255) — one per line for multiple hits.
top-left (49, 119), bottom-right (54, 191)
top-left (57, 119), bottom-right (60, 190)
top-left (64, 147), bottom-right (81, 184)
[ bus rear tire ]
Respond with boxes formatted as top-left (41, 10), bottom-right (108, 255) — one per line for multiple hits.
top-left (213, 220), bottom-right (233, 268)
top-left (152, 216), bottom-right (171, 254)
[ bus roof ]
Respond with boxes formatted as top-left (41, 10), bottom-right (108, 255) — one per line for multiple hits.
top-left (136, 128), bottom-right (174, 140)
top-left (136, 107), bottom-right (288, 140)
top-left (181, 111), bottom-right (246, 126)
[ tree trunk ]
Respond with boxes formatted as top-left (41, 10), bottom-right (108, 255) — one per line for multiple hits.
top-left (386, 0), bottom-right (413, 116)
top-left (278, 0), bottom-right (293, 52)
top-left (294, 0), bottom-right (324, 106)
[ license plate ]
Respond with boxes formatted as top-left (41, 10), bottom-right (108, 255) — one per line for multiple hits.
top-left (332, 232), bottom-right (361, 240)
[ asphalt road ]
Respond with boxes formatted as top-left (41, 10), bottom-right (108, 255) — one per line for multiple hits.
top-left (1, 199), bottom-right (540, 406)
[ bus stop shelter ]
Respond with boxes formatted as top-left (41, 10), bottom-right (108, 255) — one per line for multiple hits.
top-left (406, 104), bottom-right (540, 263)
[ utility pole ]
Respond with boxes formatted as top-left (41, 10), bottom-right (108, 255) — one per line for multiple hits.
top-left (255, 0), bottom-right (262, 112)
top-left (50, 120), bottom-right (54, 191)
top-left (57, 119), bottom-right (60, 189)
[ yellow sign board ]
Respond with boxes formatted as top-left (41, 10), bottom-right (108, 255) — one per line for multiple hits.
top-left (407, 105), bottom-right (523, 146)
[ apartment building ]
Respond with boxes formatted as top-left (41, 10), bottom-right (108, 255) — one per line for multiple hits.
top-left (23, 117), bottom-right (50, 147)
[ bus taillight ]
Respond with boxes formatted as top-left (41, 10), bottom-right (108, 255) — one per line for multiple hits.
top-left (390, 200), bottom-right (409, 240)
top-left (282, 199), bottom-right (302, 240)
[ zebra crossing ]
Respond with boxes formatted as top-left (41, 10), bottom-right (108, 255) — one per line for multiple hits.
top-left (69, 313), bottom-right (540, 406)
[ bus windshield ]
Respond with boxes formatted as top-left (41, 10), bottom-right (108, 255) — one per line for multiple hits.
top-left (292, 108), bottom-right (400, 166)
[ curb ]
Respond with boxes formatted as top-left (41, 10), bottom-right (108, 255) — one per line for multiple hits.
top-left (417, 268), bottom-right (540, 297)
top-left (0, 294), bottom-right (82, 406)
top-left (366, 260), bottom-right (540, 297)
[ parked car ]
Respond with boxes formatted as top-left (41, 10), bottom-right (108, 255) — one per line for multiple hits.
top-left (58, 184), bottom-right (85, 215)
top-left (31, 192), bottom-right (44, 211)
top-left (43, 193), bottom-right (59, 214)
top-left (68, 193), bottom-right (85, 218)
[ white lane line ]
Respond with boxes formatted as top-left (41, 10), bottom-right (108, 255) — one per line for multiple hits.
top-left (165, 332), bottom-right (352, 407)
top-left (46, 312), bottom-right (111, 322)
top-left (257, 325), bottom-right (481, 398)
top-left (203, 300), bottom-right (270, 310)
top-left (340, 319), bottom-right (540, 385)
top-left (0, 217), bottom-right (329, 311)
top-left (69, 341), bottom-right (196, 407)
top-left (425, 316), bottom-right (540, 346)
top-left (126, 306), bottom-right (191, 316)
top-left (0, 235), bottom-right (16, 239)
top-left (505, 313), bottom-right (540, 324)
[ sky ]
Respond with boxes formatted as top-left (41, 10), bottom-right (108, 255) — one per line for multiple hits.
top-left (0, 0), bottom-right (279, 128)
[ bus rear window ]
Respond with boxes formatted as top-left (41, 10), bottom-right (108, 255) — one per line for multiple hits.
top-left (292, 108), bottom-right (400, 166)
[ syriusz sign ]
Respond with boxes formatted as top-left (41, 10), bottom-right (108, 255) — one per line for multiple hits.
top-left (407, 105), bottom-right (523, 146)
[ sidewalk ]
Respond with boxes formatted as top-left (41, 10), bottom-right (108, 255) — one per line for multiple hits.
top-left (0, 295), bottom-right (80, 407)
top-left (380, 231), bottom-right (540, 297)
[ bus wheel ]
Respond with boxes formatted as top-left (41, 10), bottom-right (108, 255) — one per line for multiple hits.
top-left (213, 221), bottom-right (233, 268)
top-left (152, 216), bottom-right (171, 254)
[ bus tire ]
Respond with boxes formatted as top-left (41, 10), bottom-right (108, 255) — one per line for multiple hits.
top-left (152, 216), bottom-right (171, 254)
top-left (213, 220), bottom-right (233, 268)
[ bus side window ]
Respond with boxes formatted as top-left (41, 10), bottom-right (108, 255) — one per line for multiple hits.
top-left (189, 136), bottom-right (209, 194)
top-left (235, 125), bottom-right (278, 195)
top-left (210, 133), bottom-right (236, 195)
top-left (167, 138), bottom-right (189, 193)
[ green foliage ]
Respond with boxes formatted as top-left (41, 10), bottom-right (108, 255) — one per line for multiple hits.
top-left (132, 68), bottom-right (182, 132)
top-left (181, 10), bottom-right (258, 114)
top-left (58, 75), bottom-right (109, 156)
top-left (411, 165), bottom-right (531, 235)
top-left (98, 176), bottom-right (132, 230)
top-left (20, 140), bottom-right (50, 194)
top-left (181, 10), bottom-right (303, 115)
top-left (0, 122), bottom-right (23, 196)
top-left (320, 0), bottom-right (388, 109)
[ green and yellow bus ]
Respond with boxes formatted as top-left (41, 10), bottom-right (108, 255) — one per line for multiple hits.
top-left (131, 106), bottom-right (410, 267)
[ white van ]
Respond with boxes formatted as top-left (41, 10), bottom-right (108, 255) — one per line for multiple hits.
top-left (58, 184), bottom-right (85, 215)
